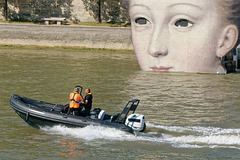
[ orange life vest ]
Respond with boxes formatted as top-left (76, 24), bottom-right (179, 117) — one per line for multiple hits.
top-left (69, 92), bottom-right (82, 108)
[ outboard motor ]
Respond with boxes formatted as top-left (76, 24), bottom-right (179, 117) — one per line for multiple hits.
top-left (125, 114), bottom-right (145, 132)
top-left (98, 110), bottom-right (105, 120)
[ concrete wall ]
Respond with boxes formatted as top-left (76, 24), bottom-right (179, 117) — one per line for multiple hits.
top-left (0, 2), bottom-right (4, 20)
top-left (0, 8), bottom-right (3, 20)
top-left (71, 0), bottom-right (95, 22)
top-left (0, 0), bottom-right (129, 23)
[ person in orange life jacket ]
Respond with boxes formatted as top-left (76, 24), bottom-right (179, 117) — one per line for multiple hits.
top-left (79, 88), bottom-right (93, 117)
top-left (69, 87), bottom-right (82, 115)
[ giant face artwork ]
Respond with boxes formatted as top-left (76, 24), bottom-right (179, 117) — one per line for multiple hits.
top-left (128, 0), bottom-right (239, 73)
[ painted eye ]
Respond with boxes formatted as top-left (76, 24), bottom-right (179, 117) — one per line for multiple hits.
top-left (175, 19), bottom-right (193, 28)
top-left (135, 17), bottom-right (149, 25)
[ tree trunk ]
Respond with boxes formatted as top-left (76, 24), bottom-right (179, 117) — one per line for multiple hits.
top-left (4, 0), bottom-right (8, 21)
top-left (98, 0), bottom-right (102, 23)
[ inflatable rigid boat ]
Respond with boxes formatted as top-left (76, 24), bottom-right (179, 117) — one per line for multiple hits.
top-left (9, 94), bottom-right (146, 134)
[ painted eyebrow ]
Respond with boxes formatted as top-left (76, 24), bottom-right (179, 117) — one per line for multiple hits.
top-left (129, 4), bottom-right (152, 20)
top-left (130, 3), bottom-right (204, 11)
top-left (167, 3), bottom-right (205, 19)
top-left (168, 3), bottom-right (204, 11)
top-left (129, 4), bottom-right (151, 11)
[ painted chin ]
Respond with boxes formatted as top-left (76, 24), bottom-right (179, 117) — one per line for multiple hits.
top-left (151, 66), bottom-right (173, 72)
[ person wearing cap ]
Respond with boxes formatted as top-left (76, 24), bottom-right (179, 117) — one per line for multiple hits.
top-left (69, 87), bottom-right (82, 115)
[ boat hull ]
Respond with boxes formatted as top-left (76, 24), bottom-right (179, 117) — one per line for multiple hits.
top-left (9, 94), bottom-right (133, 133)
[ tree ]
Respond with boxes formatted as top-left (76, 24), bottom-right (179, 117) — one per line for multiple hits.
top-left (7, 0), bottom-right (73, 22)
top-left (82, 0), bottom-right (129, 23)
top-left (98, 0), bottom-right (102, 23)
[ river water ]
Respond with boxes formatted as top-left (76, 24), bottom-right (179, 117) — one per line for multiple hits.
top-left (1, 46), bottom-right (240, 159)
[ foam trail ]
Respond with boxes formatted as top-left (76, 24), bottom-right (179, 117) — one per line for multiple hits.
top-left (165, 135), bottom-right (240, 145)
top-left (42, 124), bottom-right (240, 150)
top-left (146, 122), bottom-right (240, 135)
top-left (42, 125), bottom-right (136, 141)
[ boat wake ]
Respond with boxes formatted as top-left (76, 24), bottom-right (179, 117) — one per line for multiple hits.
top-left (145, 122), bottom-right (240, 149)
top-left (42, 122), bottom-right (240, 150)
top-left (42, 125), bottom-right (133, 141)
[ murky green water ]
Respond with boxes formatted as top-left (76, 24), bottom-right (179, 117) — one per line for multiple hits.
top-left (1, 46), bottom-right (240, 159)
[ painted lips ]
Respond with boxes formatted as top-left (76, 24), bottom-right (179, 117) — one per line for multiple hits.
top-left (151, 66), bottom-right (173, 72)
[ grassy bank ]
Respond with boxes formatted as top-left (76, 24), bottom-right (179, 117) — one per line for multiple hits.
top-left (0, 19), bottom-right (130, 28)
top-left (0, 44), bottom-right (134, 53)
top-left (74, 22), bottom-right (130, 28)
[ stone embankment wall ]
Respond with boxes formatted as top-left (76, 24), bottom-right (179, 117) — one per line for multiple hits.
top-left (0, 0), bottom-right (129, 23)
top-left (0, 2), bottom-right (4, 20)
top-left (0, 23), bottom-right (133, 50)
top-left (0, 7), bottom-right (3, 20)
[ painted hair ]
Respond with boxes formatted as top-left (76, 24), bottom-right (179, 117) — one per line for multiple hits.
top-left (224, 0), bottom-right (240, 47)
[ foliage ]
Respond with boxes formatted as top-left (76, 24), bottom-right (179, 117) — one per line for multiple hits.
top-left (82, 0), bottom-right (129, 22)
top-left (2, 0), bottom-right (129, 23)
top-left (6, 0), bottom-right (73, 21)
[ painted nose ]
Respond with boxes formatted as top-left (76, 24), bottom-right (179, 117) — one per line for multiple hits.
top-left (148, 27), bottom-right (168, 57)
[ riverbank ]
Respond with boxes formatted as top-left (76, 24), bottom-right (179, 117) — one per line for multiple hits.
top-left (0, 44), bottom-right (134, 55)
top-left (0, 23), bottom-right (133, 50)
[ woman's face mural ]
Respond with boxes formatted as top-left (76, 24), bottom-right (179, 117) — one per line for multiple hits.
top-left (128, 0), bottom-right (239, 73)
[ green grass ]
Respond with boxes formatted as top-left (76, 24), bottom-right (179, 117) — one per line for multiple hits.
top-left (74, 21), bottom-right (130, 27)
top-left (0, 19), bottom-right (35, 24)
top-left (0, 19), bottom-right (131, 27)
top-left (0, 44), bottom-right (134, 53)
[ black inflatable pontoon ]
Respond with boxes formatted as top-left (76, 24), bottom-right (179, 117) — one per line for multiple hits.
top-left (9, 94), bottom-right (146, 134)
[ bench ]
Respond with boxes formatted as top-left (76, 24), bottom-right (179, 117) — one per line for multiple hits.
top-left (41, 17), bottom-right (66, 25)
